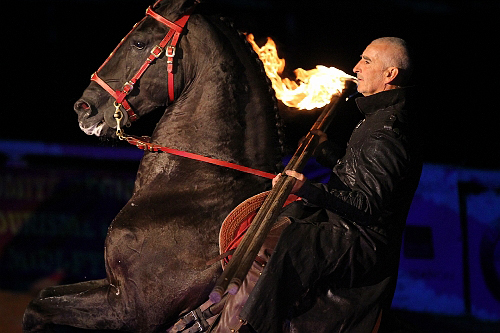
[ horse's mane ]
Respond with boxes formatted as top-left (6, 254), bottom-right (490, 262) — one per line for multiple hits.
top-left (216, 15), bottom-right (285, 171)
top-left (160, 0), bottom-right (286, 172)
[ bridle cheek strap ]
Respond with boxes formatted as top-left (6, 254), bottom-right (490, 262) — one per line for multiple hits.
top-left (90, 6), bottom-right (194, 123)
top-left (145, 6), bottom-right (192, 103)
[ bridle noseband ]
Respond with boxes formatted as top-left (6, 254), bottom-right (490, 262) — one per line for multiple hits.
top-left (90, 4), bottom-right (194, 126)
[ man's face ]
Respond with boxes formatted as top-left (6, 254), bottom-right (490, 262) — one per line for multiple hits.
top-left (353, 42), bottom-right (390, 96)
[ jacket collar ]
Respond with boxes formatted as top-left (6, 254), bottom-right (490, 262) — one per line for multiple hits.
top-left (355, 88), bottom-right (406, 116)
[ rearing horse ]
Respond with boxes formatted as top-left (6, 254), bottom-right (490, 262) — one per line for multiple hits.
top-left (23, 0), bottom-right (282, 331)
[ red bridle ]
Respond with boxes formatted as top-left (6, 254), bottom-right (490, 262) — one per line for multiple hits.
top-left (89, 2), bottom-right (276, 180)
top-left (90, 4), bottom-right (194, 124)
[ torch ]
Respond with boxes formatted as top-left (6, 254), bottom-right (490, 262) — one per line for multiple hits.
top-left (209, 79), bottom-right (357, 303)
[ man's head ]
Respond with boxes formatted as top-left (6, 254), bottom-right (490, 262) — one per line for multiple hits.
top-left (353, 37), bottom-right (411, 96)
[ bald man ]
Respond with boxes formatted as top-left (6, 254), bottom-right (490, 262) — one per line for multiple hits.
top-left (238, 37), bottom-right (422, 333)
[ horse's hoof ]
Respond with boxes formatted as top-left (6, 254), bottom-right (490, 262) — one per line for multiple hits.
top-left (22, 302), bottom-right (47, 333)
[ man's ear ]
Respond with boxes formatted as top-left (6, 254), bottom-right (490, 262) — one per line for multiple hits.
top-left (384, 67), bottom-right (400, 84)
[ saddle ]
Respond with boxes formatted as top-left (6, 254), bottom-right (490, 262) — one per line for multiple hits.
top-left (171, 191), bottom-right (297, 332)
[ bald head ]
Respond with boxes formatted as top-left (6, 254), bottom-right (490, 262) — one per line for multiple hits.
top-left (370, 37), bottom-right (412, 84)
top-left (353, 37), bottom-right (412, 96)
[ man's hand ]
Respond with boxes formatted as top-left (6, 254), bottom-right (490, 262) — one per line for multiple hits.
top-left (272, 170), bottom-right (306, 194)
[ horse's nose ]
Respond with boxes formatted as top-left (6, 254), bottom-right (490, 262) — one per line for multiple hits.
top-left (74, 99), bottom-right (91, 114)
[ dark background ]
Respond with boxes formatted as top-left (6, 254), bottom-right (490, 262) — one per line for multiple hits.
top-left (1, 2), bottom-right (499, 332)
top-left (3, 0), bottom-right (500, 170)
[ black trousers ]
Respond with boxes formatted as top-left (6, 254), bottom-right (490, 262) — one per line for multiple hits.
top-left (239, 213), bottom-right (394, 333)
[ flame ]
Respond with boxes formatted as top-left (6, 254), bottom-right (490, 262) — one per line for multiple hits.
top-left (247, 34), bottom-right (356, 110)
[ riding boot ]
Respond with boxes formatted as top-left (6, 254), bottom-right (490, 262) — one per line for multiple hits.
top-left (213, 217), bottom-right (291, 333)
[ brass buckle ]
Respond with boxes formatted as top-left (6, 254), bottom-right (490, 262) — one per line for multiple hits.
top-left (122, 81), bottom-right (134, 95)
top-left (150, 44), bottom-right (163, 59)
top-left (166, 45), bottom-right (176, 64)
top-left (113, 102), bottom-right (125, 139)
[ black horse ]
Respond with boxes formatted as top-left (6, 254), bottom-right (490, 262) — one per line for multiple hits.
top-left (23, 0), bottom-right (283, 331)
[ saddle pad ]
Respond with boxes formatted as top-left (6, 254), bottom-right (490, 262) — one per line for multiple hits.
top-left (218, 191), bottom-right (299, 267)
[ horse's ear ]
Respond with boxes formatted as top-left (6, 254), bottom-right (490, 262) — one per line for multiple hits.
top-left (153, 0), bottom-right (201, 15)
top-left (180, 0), bottom-right (202, 12)
top-left (152, 0), bottom-right (163, 9)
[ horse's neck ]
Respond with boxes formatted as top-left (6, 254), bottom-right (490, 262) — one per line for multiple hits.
top-left (133, 14), bottom-right (279, 193)
top-left (133, 92), bottom-right (270, 190)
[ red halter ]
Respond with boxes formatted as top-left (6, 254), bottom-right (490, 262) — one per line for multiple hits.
top-left (90, 5), bottom-right (194, 123)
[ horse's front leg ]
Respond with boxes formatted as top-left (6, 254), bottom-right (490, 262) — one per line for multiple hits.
top-left (22, 279), bottom-right (131, 332)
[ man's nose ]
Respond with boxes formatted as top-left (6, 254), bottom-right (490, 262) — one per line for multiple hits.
top-left (353, 62), bottom-right (360, 73)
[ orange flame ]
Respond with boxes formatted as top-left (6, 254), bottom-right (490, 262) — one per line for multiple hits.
top-left (247, 34), bottom-right (356, 110)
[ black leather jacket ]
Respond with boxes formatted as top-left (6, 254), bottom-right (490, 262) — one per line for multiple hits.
top-left (296, 88), bottom-right (422, 234)
top-left (241, 88), bottom-right (423, 332)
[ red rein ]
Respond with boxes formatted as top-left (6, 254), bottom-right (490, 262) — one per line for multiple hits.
top-left (124, 135), bottom-right (276, 180)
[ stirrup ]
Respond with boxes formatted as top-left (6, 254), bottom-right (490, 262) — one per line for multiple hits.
top-left (171, 295), bottom-right (228, 332)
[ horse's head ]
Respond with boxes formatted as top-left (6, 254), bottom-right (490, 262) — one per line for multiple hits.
top-left (74, 0), bottom-right (197, 137)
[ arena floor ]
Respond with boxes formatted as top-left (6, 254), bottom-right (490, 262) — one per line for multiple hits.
top-left (0, 291), bottom-right (33, 333)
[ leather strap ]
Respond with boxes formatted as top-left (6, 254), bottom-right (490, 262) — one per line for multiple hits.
top-left (371, 309), bottom-right (383, 333)
top-left (90, 73), bottom-right (137, 121)
top-left (124, 134), bottom-right (276, 180)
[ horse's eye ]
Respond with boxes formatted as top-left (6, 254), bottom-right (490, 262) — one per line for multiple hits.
top-left (133, 41), bottom-right (146, 50)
